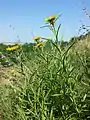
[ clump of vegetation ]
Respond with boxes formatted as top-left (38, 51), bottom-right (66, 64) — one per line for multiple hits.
top-left (0, 14), bottom-right (90, 120)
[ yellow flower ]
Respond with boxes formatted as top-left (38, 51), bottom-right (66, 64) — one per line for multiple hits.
top-left (33, 36), bottom-right (41, 42)
top-left (6, 47), bottom-right (11, 51)
top-left (45, 15), bottom-right (57, 25)
top-left (6, 44), bottom-right (20, 51)
top-left (10, 69), bottom-right (15, 74)
top-left (35, 42), bottom-right (43, 48)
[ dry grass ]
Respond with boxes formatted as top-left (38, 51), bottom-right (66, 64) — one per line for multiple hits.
top-left (0, 66), bottom-right (21, 85)
top-left (75, 35), bottom-right (90, 53)
top-left (68, 34), bottom-right (90, 56)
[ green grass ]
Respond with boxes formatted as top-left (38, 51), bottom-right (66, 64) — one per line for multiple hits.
top-left (0, 15), bottom-right (90, 120)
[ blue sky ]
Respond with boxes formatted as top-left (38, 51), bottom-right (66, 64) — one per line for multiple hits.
top-left (0, 0), bottom-right (90, 43)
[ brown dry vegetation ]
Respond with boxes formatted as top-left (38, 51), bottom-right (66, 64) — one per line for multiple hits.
top-left (0, 66), bottom-right (21, 85)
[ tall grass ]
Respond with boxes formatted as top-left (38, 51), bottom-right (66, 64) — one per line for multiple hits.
top-left (0, 15), bottom-right (90, 120)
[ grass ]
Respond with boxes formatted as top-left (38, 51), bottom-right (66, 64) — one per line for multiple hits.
top-left (0, 14), bottom-right (90, 120)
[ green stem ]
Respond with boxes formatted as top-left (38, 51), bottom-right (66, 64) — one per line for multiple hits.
top-left (51, 24), bottom-right (58, 45)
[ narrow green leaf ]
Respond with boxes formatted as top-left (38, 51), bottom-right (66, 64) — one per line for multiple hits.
top-left (51, 94), bottom-right (61, 97)
top-left (56, 24), bottom-right (61, 40)
top-left (82, 94), bottom-right (87, 102)
top-left (50, 107), bottom-right (53, 120)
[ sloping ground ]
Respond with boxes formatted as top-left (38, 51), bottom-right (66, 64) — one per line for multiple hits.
top-left (0, 65), bottom-right (21, 85)
top-left (74, 35), bottom-right (90, 54)
top-left (0, 67), bottom-right (11, 85)
top-left (0, 65), bottom-right (22, 120)
top-left (0, 66), bottom-right (12, 120)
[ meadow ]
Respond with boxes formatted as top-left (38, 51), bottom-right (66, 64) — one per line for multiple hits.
top-left (0, 15), bottom-right (90, 120)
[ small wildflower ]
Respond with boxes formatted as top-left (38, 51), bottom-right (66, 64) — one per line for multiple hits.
top-left (45, 15), bottom-right (57, 25)
top-left (35, 42), bottom-right (43, 48)
top-left (33, 36), bottom-right (41, 42)
top-left (10, 69), bottom-right (15, 75)
top-left (6, 44), bottom-right (20, 51)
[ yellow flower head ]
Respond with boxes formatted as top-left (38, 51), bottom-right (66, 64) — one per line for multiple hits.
top-left (10, 69), bottom-right (15, 74)
top-left (6, 44), bottom-right (20, 51)
top-left (33, 36), bottom-right (41, 42)
top-left (35, 42), bottom-right (43, 48)
top-left (45, 15), bottom-right (57, 25)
